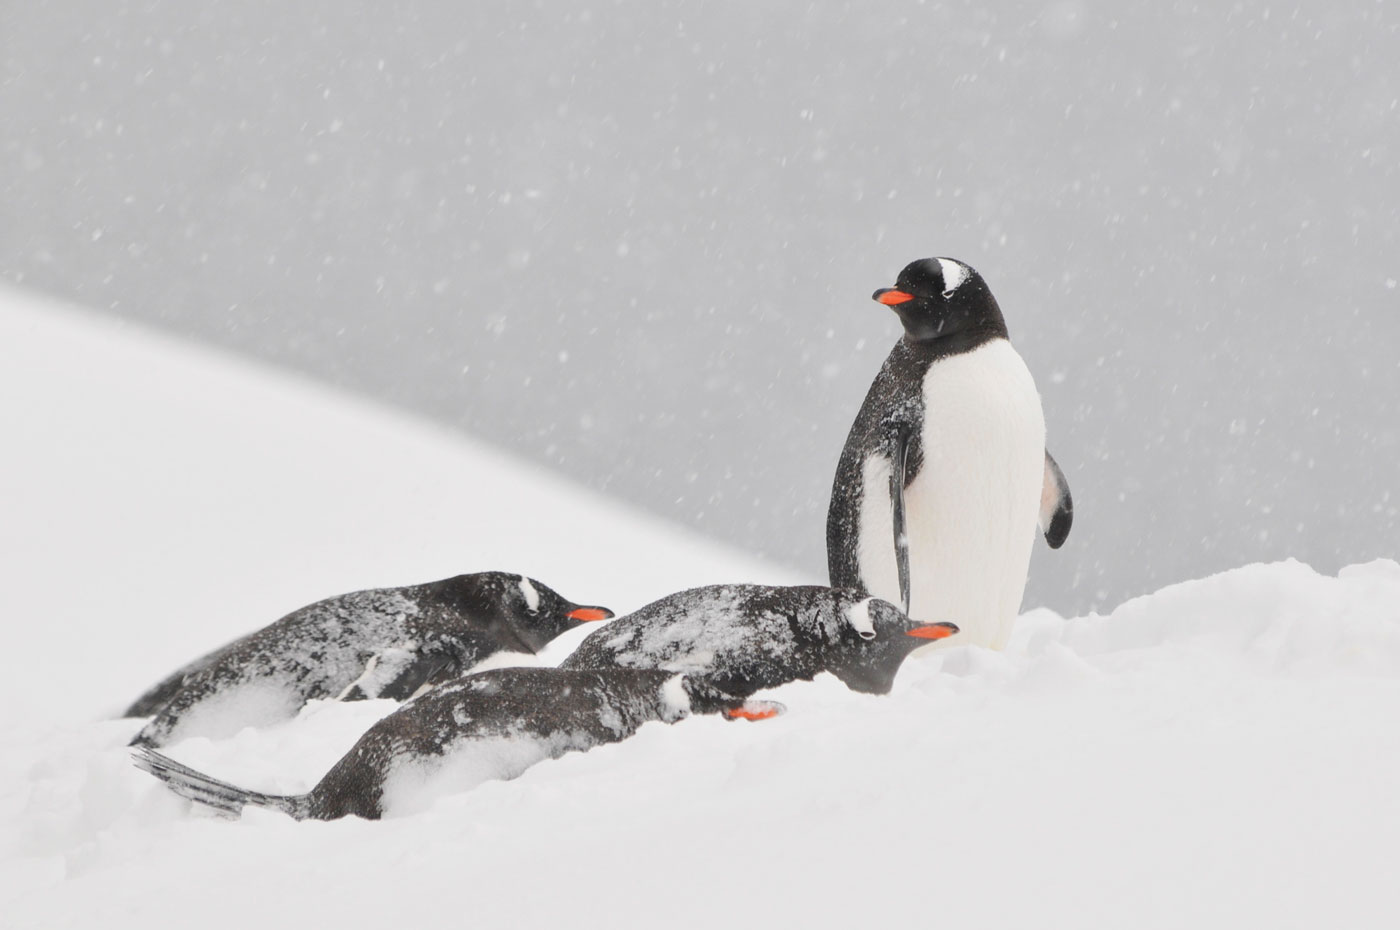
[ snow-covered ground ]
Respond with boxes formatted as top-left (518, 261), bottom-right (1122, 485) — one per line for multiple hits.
top-left (3, 286), bottom-right (1398, 928)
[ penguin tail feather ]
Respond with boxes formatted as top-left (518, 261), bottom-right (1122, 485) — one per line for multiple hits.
top-left (130, 746), bottom-right (311, 820)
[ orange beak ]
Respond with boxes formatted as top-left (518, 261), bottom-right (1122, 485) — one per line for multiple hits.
top-left (905, 622), bottom-right (960, 640)
top-left (567, 607), bottom-right (613, 622)
top-left (874, 288), bottom-right (914, 305)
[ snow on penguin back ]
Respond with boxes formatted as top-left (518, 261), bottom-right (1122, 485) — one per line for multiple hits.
top-left (124, 570), bottom-right (616, 748)
top-left (561, 584), bottom-right (961, 698)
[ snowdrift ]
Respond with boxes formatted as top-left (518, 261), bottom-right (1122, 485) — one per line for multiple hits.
top-left (2, 287), bottom-right (1398, 929)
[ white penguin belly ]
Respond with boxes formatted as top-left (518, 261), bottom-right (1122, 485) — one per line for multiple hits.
top-left (856, 339), bottom-right (1046, 649)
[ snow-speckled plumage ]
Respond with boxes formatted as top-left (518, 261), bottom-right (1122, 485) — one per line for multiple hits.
top-left (131, 667), bottom-right (779, 820)
top-left (125, 572), bottom-right (613, 747)
top-left (561, 584), bottom-right (957, 695)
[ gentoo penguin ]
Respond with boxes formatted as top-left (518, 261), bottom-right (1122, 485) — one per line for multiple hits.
top-left (562, 584), bottom-right (958, 695)
top-left (131, 667), bottom-right (783, 820)
top-left (125, 572), bottom-right (613, 747)
top-left (827, 257), bottom-right (1073, 650)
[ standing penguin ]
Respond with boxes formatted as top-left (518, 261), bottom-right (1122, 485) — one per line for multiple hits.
top-left (124, 572), bottom-right (613, 747)
top-left (827, 257), bottom-right (1073, 650)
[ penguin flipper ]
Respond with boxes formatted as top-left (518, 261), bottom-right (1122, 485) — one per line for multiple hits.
top-left (338, 647), bottom-right (458, 702)
top-left (890, 426), bottom-right (912, 614)
top-left (379, 651), bottom-right (460, 701)
top-left (1040, 450), bottom-right (1074, 549)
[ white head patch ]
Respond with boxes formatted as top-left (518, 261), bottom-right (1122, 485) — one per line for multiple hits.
top-left (518, 576), bottom-right (540, 612)
top-left (845, 597), bottom-right (878, 640)
top-left (937, 258), bottom-right (970, 296)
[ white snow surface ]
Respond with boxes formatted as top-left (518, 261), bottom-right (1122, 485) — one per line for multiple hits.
top-left (3, 286), bottom-right (1400, 928)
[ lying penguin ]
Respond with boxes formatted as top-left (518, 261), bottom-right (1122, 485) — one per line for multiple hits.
top-left (125, 572), bottom-right (613, 748)
top-left (560, 584), bottom-right (958, 696)
top-left (131, 667), bottom-right (783, 820)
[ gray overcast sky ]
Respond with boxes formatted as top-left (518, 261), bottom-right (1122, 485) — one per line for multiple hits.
top-left (3, 1), bottom-right (1397, 615)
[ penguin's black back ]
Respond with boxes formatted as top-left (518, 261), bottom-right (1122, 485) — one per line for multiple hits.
top-left (562, 584), bottom-right (886, 697)
top-left (305, 667), bottom-right (686, 820)
top-left (126, 572), bottom-right (612, 747)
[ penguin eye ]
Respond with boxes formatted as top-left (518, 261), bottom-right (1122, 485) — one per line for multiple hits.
top-left (858, 629), bottom-right (876, 641)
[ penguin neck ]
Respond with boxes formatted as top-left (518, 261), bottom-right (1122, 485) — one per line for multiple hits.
top-left (899, 317), bottom-right (1008, 359)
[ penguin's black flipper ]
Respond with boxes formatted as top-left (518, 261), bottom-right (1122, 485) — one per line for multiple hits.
top-left (375, 649), bottom-right (463, 701)
top-left (889, 426), bottom-right (912, 614)
top-left (338, 647), bottom-right (460, 702)
top-left (1040, 450), bottom-right (1074, 549)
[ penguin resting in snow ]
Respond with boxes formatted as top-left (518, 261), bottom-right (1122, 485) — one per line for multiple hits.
top-left (125, 572), bottom-right (613, 747)
top-left (561, 584), bottom-right (958, 695)
top-left (827, 257), bottom-right (1073, 650)
top-left (131, 667), bottom-right (783, 820)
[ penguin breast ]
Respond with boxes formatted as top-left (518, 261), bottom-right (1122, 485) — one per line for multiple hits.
top-left (858, 338), bottom-right (1046, 648)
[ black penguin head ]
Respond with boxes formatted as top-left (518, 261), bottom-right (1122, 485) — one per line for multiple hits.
top-left (824, 594), bottom-right (960, 694)
top-left (872, 257), bottom-right (1008, 344)
top-left (441, 572), bottom-right (614, 653)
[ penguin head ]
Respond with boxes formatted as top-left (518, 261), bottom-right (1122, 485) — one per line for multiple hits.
top-left (442, 572), bottom-right (614, 653)
top-left (824, 594), bottom-right (960, 694)
top-left (872, 257), bottom-right (1008, 343)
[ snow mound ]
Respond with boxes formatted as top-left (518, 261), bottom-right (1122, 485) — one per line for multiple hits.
top-left (3, 287), bottom-right (1398, 928)
top-left (7, 558), bottom-right (1400, 929)
top-left (1039, 557), bottom-right (1400, 676)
